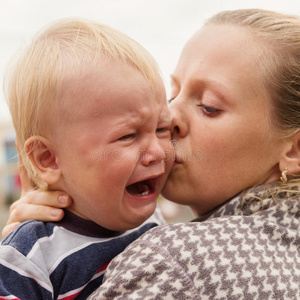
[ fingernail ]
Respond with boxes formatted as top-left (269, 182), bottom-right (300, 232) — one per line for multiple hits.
top-left (51, 209), bottom-right (63, 217)
top-left (58, 195), bottom-right (68, 204)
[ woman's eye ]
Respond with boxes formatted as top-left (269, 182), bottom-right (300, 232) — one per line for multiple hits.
top-left (197, 104), bottom-right (221, 116)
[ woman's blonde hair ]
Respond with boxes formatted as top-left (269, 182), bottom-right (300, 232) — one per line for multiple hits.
top-left (207, 9), bottom-right (300, 194)
top-left (5, 18), bottom-right (161, 188)
top-left (207, 9), bottom-right (300, 134)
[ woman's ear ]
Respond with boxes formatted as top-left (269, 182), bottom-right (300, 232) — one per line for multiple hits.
top-left (279, 130), bottom-right (300, 175)
top-left (24, 136), bottom-right (61, 185)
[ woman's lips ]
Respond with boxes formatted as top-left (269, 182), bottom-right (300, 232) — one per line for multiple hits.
top-left (174, 154), bottom-right (182, 164)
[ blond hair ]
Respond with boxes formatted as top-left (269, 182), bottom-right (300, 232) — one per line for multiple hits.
top-left (5, 18), bottom-right (161, 188)
top-left (207, 9), bottom-right (300, 193)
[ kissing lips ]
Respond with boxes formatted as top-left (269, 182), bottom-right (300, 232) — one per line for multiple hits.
top-left (174, 154), bottom-right (183, 164)
top-left (126, 178), bottom-right (157, 197)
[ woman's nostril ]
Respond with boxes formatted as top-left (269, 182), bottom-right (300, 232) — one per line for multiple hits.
top-left (171, 125), bottom-right (180, 135)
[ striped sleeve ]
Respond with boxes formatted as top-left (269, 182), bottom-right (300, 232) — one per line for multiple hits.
top-left (0, 244), bottom-right (53, 299)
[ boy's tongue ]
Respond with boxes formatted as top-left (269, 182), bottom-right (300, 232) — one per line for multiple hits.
top-left (127, 181), bottom-right (151, 196)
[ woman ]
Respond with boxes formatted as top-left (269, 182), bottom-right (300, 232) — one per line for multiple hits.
top-left (3, 9), bottom-right (300, 299)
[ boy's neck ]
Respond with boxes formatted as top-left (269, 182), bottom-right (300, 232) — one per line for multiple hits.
top-left (57, 209), bottom-right (125, 238)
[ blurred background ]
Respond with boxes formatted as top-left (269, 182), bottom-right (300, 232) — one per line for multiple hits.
top-left (1, 0), bottom-right (300, 233)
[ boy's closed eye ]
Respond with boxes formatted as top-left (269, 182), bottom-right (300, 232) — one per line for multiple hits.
top-left (118, 134), bottom-right (135, 140)
top-left (156, 127), bottom-right (171, 138)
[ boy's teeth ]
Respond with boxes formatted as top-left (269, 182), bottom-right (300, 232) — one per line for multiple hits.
top-left (127, 181), bottom-right (152, 196)
top-left (140, 184), bottom-right (150, 196)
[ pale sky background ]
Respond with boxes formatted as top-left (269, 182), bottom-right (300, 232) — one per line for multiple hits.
top-left (0, 0), bottom-right (300, 125)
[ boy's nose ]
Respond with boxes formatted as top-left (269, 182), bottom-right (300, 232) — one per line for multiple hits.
top-left (141, 138), bottom-right (166, 166)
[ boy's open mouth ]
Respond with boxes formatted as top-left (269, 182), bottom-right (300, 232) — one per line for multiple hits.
top-left (126, 178), bottom-right (156, 197)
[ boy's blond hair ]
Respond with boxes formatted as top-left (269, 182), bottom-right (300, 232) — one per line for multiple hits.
top-left (5, 18), bottom-right (161, 189)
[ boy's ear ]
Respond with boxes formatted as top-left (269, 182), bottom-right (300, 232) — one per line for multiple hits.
top-left (24, 136), bottom-right (61, 185)
top-left (279, 130), bottom-right (300, 175)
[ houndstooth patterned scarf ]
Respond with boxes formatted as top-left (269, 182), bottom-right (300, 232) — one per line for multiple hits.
top-left (89, 183), bottom-right (300, 299)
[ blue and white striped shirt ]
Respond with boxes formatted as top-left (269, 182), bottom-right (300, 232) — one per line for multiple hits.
top-left (0, 208), bottom-right (165, 300)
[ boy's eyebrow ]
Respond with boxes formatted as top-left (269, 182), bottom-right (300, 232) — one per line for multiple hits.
top-left (110, 117), bottom-right (143, 130)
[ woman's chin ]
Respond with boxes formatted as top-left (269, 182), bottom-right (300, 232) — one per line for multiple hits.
top-left (161, 182), bottom-right (181, 203)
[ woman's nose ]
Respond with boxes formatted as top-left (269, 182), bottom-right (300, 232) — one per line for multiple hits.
top-left (169, 100), bottom-right (188, 138)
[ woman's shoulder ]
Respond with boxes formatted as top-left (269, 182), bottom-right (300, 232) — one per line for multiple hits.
top-left (98, 217), bottom-right (300, 300)
top-left (140, 203), bottom-right (300, 252)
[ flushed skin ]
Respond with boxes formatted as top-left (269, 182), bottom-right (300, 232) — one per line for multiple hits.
top-left (46, 59), bottom-right (172, 231)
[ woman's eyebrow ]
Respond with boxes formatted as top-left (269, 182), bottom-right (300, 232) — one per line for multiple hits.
top-left (204, 79), bottom-right (235, 105)
top-left (173, 73), bottom-right (235, 106)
